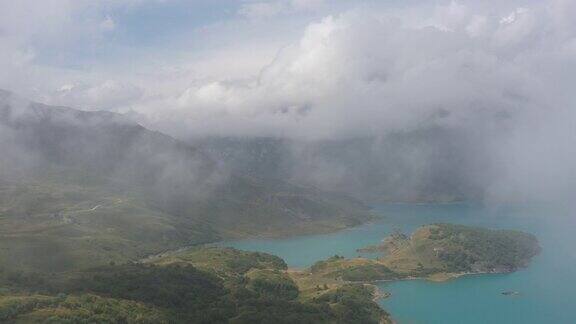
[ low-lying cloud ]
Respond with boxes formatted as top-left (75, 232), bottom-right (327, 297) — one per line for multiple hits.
top-left (2, 0), bottom-right (576, 202)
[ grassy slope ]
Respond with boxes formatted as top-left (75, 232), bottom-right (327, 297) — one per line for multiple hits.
top-left (186, 175), bottom-right (373, 240)
top-left (0, 176), bottom-right (373, 273)
top-left (0, 179), bottom-right (216, 273)
top-left (309, 256), bottom-right (400, 282)
top-left (150, 246), bottom-right (288, 275)
top-left (0, 247), bottom-right (391, 324)
top-left (0, 90), bottom-right (374, 273)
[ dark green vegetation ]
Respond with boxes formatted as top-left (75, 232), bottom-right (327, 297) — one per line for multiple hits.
top-left (379, 224), bottom-right (540, 277)
top-left (0, 90), bottom-right (373, 273)
top-left (312, 284), bottom-right (388, 323)
top-left (0, 294), bottom-right (169, 323)
top-left (0, 247), bottom-right (391, 323)
top-left (307, 224), bottom-right (540, 283)
top-left (150, 246), bottom-right (288, 277)
top-left (423, 223), bottom-right (541, 273)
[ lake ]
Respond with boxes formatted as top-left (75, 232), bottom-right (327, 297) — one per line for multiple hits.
top-left (222, 203), bottom-right (576, 324)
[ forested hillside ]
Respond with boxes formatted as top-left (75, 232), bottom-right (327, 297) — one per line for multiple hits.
top-left (0, 247), bottom-right (391, 323)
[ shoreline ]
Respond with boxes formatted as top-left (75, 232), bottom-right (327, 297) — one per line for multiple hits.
top-left (138, 213), bottom-right (386, 263)
top-left (365, 270), bottom-right (514, 324)
top-left (138, 201), bottom-right (478, 264)
top-left (138, 211), bottom-right (531, 324)
top-left (361, 269), bottom-right (513, 286)
top-left (367, 283), bottom-right (392, 302)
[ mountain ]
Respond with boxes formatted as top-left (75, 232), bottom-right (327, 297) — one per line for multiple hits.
top-left (0, 90), bottom-right (372, 272)
top-left (192, 131), bottom-right (490, 204)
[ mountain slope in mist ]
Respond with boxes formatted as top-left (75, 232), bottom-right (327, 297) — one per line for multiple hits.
top-left (194, 131), bottom-right (491, 203)
top-left (0, 90), bottom-right (372, 272)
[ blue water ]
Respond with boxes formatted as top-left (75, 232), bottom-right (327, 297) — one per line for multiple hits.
top-left (222, 203), bottom-right (576, 323)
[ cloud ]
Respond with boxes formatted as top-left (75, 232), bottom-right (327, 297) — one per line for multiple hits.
top-left (139, 0), bottom-right (576, 202)
top-left (239, 0), bottom-right (326, 19)
top-left (4, 1), bottom-right (576, 141)
top-left (290, 0), bottom-right (326, 10)
top-left (51, 80), bottom-right (144, 111)
top-left (2, 0), bottom-right (576, 201)
top-left (140, 1), bottom-right (572, 140)
top-left (239, 2), bottom-right (286, 19)
top-left (100, 16), bottom-right (116, 31)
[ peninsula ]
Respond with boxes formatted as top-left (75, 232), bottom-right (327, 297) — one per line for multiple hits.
top-left (307, 223), bottom-right (540, 282)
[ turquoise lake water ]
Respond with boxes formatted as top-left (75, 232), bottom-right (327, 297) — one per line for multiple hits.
top-left (222, 203), bottom-right (576, 324)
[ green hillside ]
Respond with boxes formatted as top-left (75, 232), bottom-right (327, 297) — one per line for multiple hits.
top-left (0, 247), bottom-right (391, 324)
top-left (0, 91), bottom-right (373, 273)
top-left (0, 176), bottom-right (371, 273)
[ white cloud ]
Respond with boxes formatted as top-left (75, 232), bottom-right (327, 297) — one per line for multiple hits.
top-left (4, 0), bottom-right (576, 139)
top-left (290, 0), bottom-right (326, 11)
top-left (494, 7), bottom-right (539, 46)
top-left (100, 16), bottom-right (116, 31)
top-left (239, 0), bottom-right (326, 19)
top-left (2, 0), bottom-right (576, 200)
top-left (135, 0), bottom-right (576, 201)
top-left (50, 80), bottom-right (144, 111)
top-left (239, 2), bottom-right (286, 19)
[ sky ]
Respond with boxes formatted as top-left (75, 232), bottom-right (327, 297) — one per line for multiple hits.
top-left (1, 0), bottom-right (571, 136)
top-left (1, 0), bottom-right (576, 201)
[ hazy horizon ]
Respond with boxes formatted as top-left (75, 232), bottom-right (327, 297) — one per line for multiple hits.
top-left (2, 0), bottom-right (576, 203)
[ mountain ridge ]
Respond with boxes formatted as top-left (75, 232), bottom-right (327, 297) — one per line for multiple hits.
top-left (0, 90), bottom-right (373, 273)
